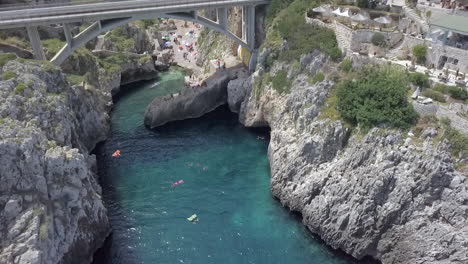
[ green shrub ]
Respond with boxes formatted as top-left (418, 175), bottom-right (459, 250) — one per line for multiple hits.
top-left (308, 72), bottom-right (325, 84)
top-left (412, 44), bottom-right (427, 64)
top-left (1, 36), bottom-right (30, 49)
top-left (43, 38), bottom-right (65, 55)
top-left (441, 119), bottom-right (468, 158)
top-left (265, 0), bottom-right (295, 26)
top-left (2, 71), bottom-right (16, 80)
top-left (339, 59), bottom-right (353, 73)
top-left (268, 0), bottom-right (342, 62)
top-left (433, 84), bottom-right (468, 101)
top-left (426, 10), bottom-right (432, 21)
top-left (356, 0), bottom-right (367, 8)
top-left (14, 81), bottom-right (32, 95)
top-left (408, 72), bottom-right (429, 88)
top-left (271, 70), bottom-right (291, 93)
top-left (103, 53), bottom-right (132, 65)
top-left (371, 33), bottom-right (386, 47)
top-left (336, 66), bottom-right (418, 129)
top-left (133, 19), bottom-right (158, 29)
top-left (65, 74), bottom-right (84, 86)
top-left (138, 55), bottom-right (152, 64)
top-left (0, 53), bottom-right (16, 67)
top-left (108, 27), bottom-right (136, 52)
top-left (422, 89), bottom-right (446, 103)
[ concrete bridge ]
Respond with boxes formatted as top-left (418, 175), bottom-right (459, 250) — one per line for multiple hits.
top-left (0, 0), bottom-right (269, 67)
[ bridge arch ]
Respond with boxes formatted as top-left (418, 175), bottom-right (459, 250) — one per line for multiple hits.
top-left (50, 8), bottom-right (256, 66)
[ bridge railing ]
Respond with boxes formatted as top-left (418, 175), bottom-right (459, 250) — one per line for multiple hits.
top-left (0, 0), bottom-right (267, 13)
top-left (0, 0), bottom-right (268, 22)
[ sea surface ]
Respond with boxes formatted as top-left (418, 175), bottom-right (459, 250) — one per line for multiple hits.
top-left (93, 70), bottom-right (368, 264)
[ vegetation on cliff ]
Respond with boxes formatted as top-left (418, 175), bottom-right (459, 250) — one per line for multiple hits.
top-left (336, 66), bottom-right (418, 129)
top-left (263, 0), bottom-right (341, 64)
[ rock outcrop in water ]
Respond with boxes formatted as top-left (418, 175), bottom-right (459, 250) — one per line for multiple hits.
top-left (227, 51), bottom-right (468, 264)
top-left (144, 68), bottom-right (242, 128)
top-left (0, 60), bottom-right (110, 264)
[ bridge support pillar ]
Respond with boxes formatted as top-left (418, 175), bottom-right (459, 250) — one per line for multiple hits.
top-left (242, 6), bottom-right (255, 51)
top-left (26, 26), bottom-right (46, 60)
top-left (63, 23), bottom-right (73, 50)
top-left (217, 8), bottom-right (228, 30)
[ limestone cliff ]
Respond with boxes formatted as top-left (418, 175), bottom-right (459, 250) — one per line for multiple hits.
top-left (227, 51), bottom-right (468, 264)
top-left (0, 60), bottom-right (110, 264)
top-left (144, 68), bottom-right (245, 128)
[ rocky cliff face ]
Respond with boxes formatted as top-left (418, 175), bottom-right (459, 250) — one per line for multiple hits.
top-left (144, 68), bottom-right (243, 128)
top-left (0, 60), bottom-right (110, 264)
top-left (228, 51), bottom-right (468, 264)
top-left (96, 23), bottom-right (153, 54)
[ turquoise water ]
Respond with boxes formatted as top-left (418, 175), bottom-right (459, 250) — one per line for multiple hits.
top-left (93, 70), bottom-right (367, 264)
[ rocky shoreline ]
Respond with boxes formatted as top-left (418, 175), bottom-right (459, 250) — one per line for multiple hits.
top-left (140, 46), bottom-right (468, 264)
top-left (144, 67), bottom-right (246, 128)
top-left (229, 52), bottom-right (468, 264)
top-left (1, 9), bottom-right (467, 264)
top-left (0, 60), bottom-right (111, 264)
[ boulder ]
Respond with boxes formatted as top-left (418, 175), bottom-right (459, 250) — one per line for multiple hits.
top-left (144, 70), bottom-right (236, 128)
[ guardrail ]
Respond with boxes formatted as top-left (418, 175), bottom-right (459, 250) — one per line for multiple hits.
top-left (0, 0), bottom-right (269, 29)
top-left (0, 0), bottom-right (269, 21)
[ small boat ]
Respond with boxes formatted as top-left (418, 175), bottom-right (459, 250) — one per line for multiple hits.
top-left (187, 214), bottom-right (198, 222)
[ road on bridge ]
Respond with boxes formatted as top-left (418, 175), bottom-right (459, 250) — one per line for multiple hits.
top-left (0, 0), bottom-right (269, 29)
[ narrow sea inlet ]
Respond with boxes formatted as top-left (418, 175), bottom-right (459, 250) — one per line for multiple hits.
top-left (93, 70), bottom-right (361, 264)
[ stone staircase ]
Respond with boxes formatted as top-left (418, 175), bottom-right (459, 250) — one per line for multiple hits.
top-left (403, 6), bottom-right (429, 33)
top-left (386, 37), bottom-right (407, 60)
top-left (334, 22), bottom-right (352, 55)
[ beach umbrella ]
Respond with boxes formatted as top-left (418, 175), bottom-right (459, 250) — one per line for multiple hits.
top-left (332, 8), bottom-right (350, 17)
top-left (374, 16), bottom-right (392, 24)
top-left (312, 6), bottom-right (331, 13)
top-left (332, 8), bottom-right (342, 16)
top-left (351, 13), bottom-right (369, 22)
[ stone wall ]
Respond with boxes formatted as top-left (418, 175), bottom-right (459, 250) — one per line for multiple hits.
top-left (397, 35), bottom-right (468, 71)
top-left (334, 23), bottom-right (353, 53)
top-left (350, 30), bottom-right (403, 50)
top-left (416, 3), bottom-right (468, 22)
top-left (306, 15), bottom-right (403, 54)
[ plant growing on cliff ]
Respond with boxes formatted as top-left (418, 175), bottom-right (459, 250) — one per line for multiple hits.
top-left (2, 71), bottom-right (16, 80)
top-left (0, 53), bottom-right (16, 67)
top-left (412, 44), bottom-right (427, 64)
top-left (440, 118), bottom-right (468, 158)
top-left (271, 70), bottom-right (291, 94)
top-left (14, 81), bottom-right (32, 95)
top-left (65, 74), bottom-right (85, 86)
top-left (0, 36), bottom-right (30, 50)
top-left (264, 0), bottom-right (342, 62)
top-left (339, 59), bottom-right (353, 73)
top-left (336, 66), bottom-right (418, 129)
top-left (308, 72), bottom-right (325, 84)
top-left (43, 38), bottom-right (65, 56)
top-left (108, 27), bottom-right (136, 52)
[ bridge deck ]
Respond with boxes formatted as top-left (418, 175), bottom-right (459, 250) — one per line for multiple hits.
top-left (0, 0), bottom-right (269, 29)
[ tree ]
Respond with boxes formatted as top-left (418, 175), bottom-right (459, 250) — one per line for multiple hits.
top-left (412, 44), bottom-right (427, 64)
top-left (371, 33), bottom-right (386, 47)
top-left (356, 0), bottom-right (368, 8)
top-left (409, 72), bottom-right (430, 88)
top-left (425, 10), bottom-right (432, 22)
top-left (336, 66), bottom-right (418, 129)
